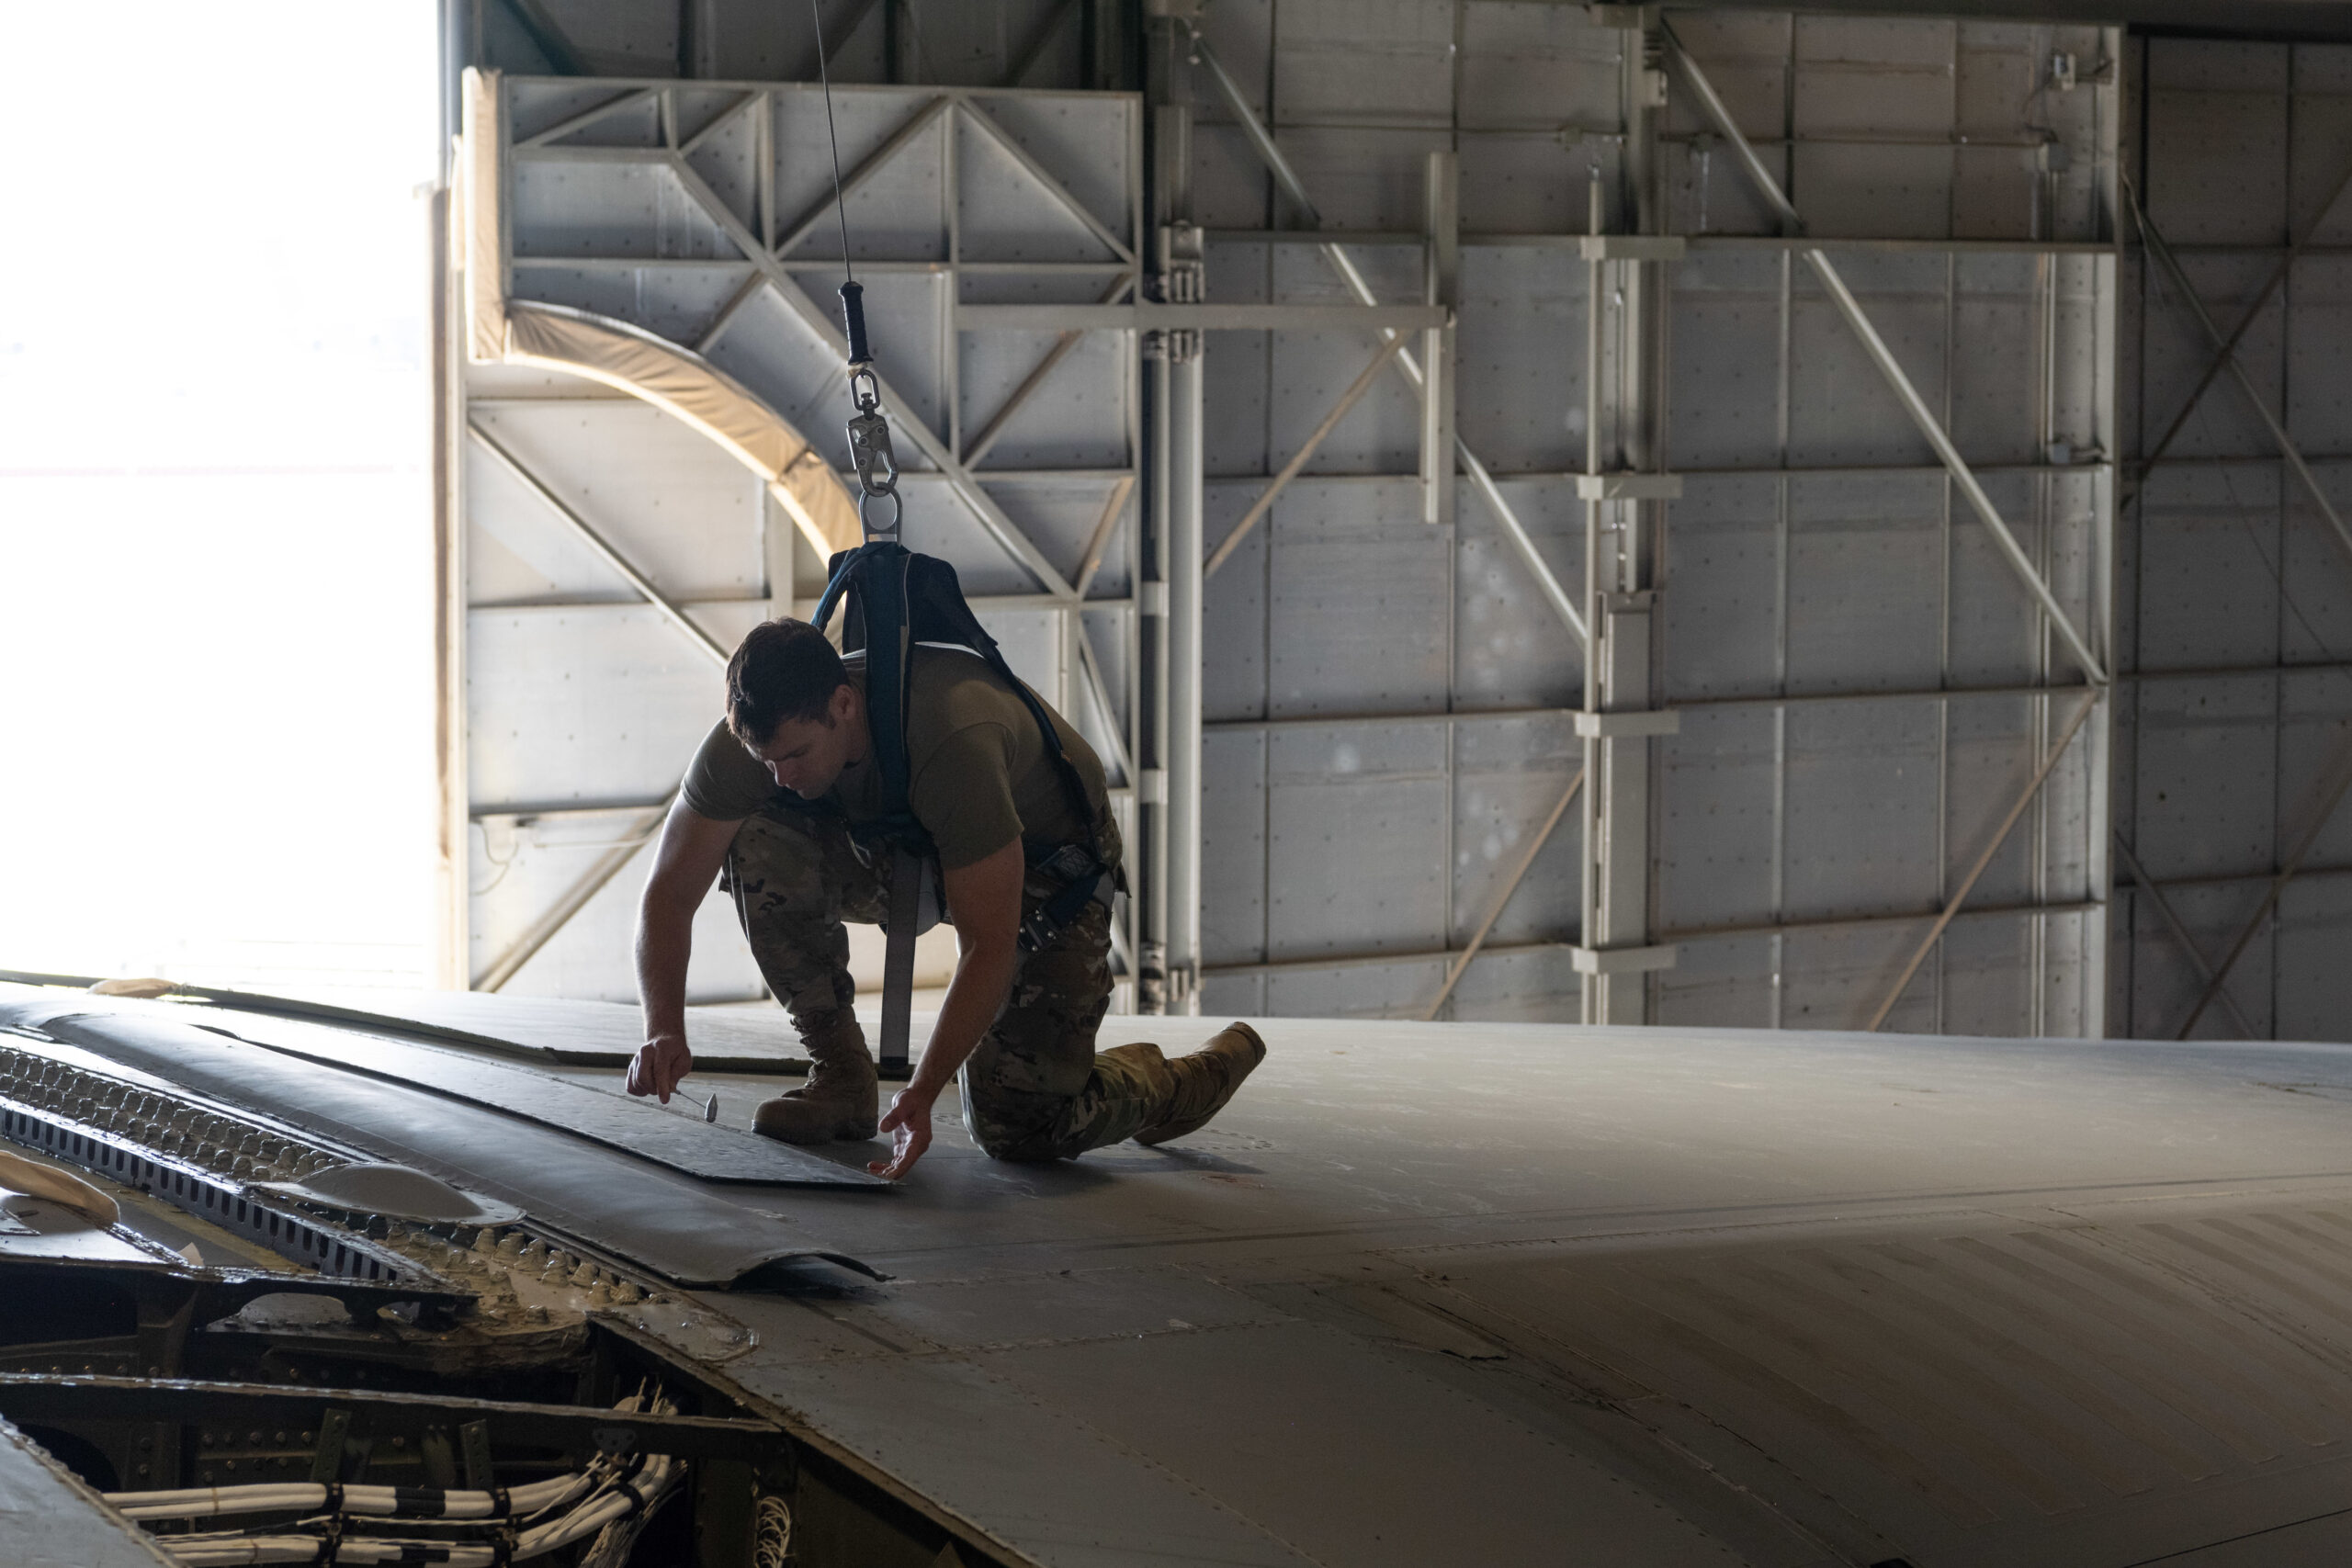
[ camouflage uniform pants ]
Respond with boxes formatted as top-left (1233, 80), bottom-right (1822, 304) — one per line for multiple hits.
top-left (724, 804), bottom-right (1172, 1162)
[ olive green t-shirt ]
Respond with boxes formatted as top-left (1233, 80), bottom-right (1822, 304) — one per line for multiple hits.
top-left (681, 647), bottom-right (1119, 872)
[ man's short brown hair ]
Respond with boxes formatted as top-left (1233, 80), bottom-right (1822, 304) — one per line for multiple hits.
top-left (726, 619), bottom-right (848, 747)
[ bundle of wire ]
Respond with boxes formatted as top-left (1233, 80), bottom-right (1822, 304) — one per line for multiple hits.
top-left (109, 1455), bottom-right (677, 1566)
top-left (103, 1396), bottom-right (684, 1566)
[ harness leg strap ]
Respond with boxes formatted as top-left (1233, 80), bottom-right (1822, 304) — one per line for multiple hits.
top-left (879, 848), bottom-right (922, 1074)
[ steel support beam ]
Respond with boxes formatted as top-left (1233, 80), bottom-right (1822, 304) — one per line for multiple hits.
top-left (467, 422), bottom-right (731, 666)
top-left (1422, 150), bottom-right (1459, 532)
top-left (961, 275), bottom-right (1136, 469)
top-left (1204, 332), bottom-right (1408, 578)
top-left (1663, 23), bottom-right (2109, 688)
top-left (1574, 23), bottom-right (1677, 1026)
top-left (665, 158), bottom-right (1080, 600)
top-left (772, 96), bottom-right (951, 259)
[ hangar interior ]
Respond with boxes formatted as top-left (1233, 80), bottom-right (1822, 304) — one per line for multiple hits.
top-left (8, 3), bottom-right (2352, 1567)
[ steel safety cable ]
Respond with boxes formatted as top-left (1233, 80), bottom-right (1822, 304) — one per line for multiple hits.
top-left (807, 0), bottom-right (902, 536)
top-left (807, 0), bottom-right (854, 289)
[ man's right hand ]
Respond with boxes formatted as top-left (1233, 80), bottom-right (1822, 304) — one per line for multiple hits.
top-left (628, 1033), bottom-right (694, 1103)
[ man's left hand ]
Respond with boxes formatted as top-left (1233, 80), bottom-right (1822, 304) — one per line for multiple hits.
top-left (870, 1083), bottom-right (939, 1179)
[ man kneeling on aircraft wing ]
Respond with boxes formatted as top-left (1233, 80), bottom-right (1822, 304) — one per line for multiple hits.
top-left (625, 618), bottom-right (1264, 1179)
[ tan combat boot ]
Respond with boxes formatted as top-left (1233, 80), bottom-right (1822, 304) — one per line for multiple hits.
top-left (753, 1012), bottom-right (878, 1144)
top-left (1135, 1021), bottom-right (1266, 1146)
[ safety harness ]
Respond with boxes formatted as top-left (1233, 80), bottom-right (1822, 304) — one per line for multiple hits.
top-left (818, 282), bottom-right (1112, 1077)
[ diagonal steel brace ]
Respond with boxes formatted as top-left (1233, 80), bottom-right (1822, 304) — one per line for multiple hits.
top-left (2126, 178), bottom-right (2352, 577)
top-left (1663, 22), bottom-right (2109, 688)
top-left (1187, 27), bottom-right (1587, 647)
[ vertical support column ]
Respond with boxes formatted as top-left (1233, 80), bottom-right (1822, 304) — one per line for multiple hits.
top-left (1165, 200), bottom-right (1205, 1017)
top-left (1576, 11), bottom-right (1681, 1024)
top-left (1137, 85), bottom-right (1203, 1015)
top-left (1421, 152), bottom-right (1459, 531)
top-left (429, 176), bottom-right (470, 993)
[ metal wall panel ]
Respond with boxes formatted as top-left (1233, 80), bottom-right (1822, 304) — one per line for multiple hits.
top-left (1265, 479), bottom-right (1448, 716)
top-left (1451, 716), bottom-right (1582, 949)
top-left (2117, 37), bottom-right (2352, 1042)
top-left (1453, 478), bottom-right (1584, 711)
top-left (1191, 6), bottom-right (2113, 1030)
top-left (1264, 723), bottom-right (1449, 960)
top-left (450, 75), bottom-right (1143, 1002)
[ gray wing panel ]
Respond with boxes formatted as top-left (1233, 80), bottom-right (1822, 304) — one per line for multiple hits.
top-left (164, 1007), bottom-right (865, 1187)
top-left (0, 1415), bottom-right (177, 1567)
top-left (0, 998), bottom-right (878, 1287)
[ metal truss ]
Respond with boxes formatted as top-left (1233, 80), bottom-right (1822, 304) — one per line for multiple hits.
top-left (1663, 24), bottom-right (2109, 690)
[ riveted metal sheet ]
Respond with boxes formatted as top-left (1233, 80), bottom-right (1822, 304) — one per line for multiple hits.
top-left (1670, 252), bottom-right (1786, 470)
top-left (1942, 692), bottom-right (2041, 908)
top-left (1460, 133), bottom-right (1615, 233)
top-left (1451, 713), bottom-right (1581, 950)
top-left (466, 602), bottom-right (765, 809)
top-left (956, 109), bottom-right (1123, 266)
top-left (1459, 3), bottom-right (1622, 132)
top-left (1949, 253), bottom-right (2041, 461)
top-left (2288, 256), bottom-right (2352, 453)
top-left (1946, 468), bottom-right (2055, 686)
top-left (1455, 476), bottom-right (1587, 710)
top-left (1201, 728), bottom-right (1269, 969)
top-left (1203, 479), bottom-right (1270, 721)
top-left (1456, 246), bottom-right (1588, 473)
top-left (510, 262), bottom-right (759, 350)
top-left (2132, 465), bottom-right (2283, 671)
top-left (2147, 41), bottom-right (2290, 244)
top-left (973, 96), bottom-right (1136, 244)
top-left (1793, 16), bottom-right (1958, 139)
top-left (1657, 705), bottom-right (1781, 932)
top-left (1662, 472), bottom-right (1781, 698)
top-left (2278, 876), bottom-right (2352, 1041)
top-left (467, 400), bottom-right (766, 605)
top-left (1785, 698), bottom-right (1942, 920)
top-left (771, 90), bottom-right (947, 262)
top-left (959, 330), bottom-right (1130, 468)
top-left (1785, 472), bottom-right (1945, 693)
top-left (1274, 127), bottom-right (1452, 231)
top-left (1261, 953), bottom-right (1452, 1020)
top-left (1655, 932), bottom-right (1779, 1028)
top-left (699, 285), bottom-right (847, 444)
top-left (469, 807), bottom-right (763, 1003)
top-left (2132, 675), bottom-right (2280, 881)
top-left (508, 82), bottom-right (658, 144)
top-left (682, 104), bottom-right (762, 232)
top-left (511, 160), bottom-right (736, 261)
top-left (1266, 722), bottom-right (1449, 961)
top-left (1274, 0), bottom-right (1453, 128)
top-left (1267, 479), bottom-right (1449, 716)
top-left (1788, 254), bottom-right (1950, 467)
top-left (2142, 254), bottom-right (2285, 461)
